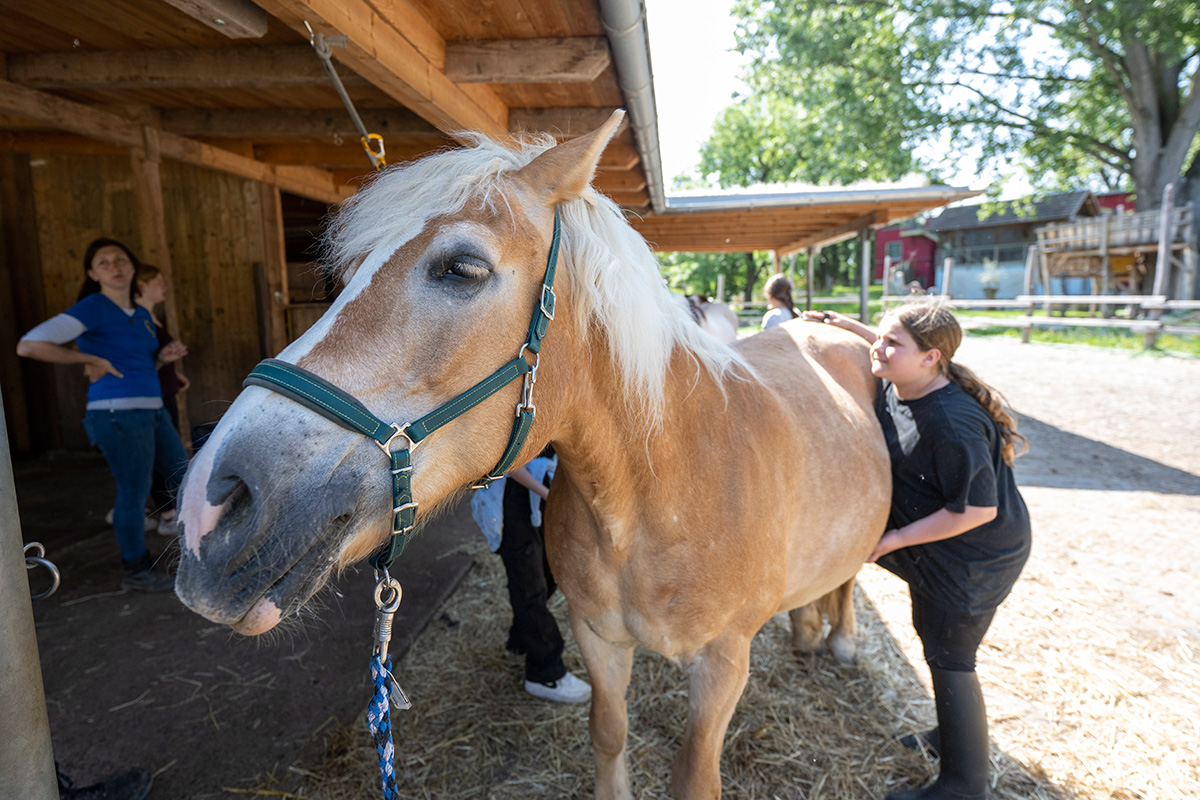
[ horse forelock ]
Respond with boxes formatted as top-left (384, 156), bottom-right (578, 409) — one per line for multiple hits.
top-left (320, 130), bottom-right (748, 431)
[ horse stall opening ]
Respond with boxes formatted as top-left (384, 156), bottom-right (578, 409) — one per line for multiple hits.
top-left (0, 148), bottom-right (332, 455)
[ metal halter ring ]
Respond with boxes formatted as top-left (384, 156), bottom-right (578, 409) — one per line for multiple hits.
top-left (373, 574), bottom-right (403, 612)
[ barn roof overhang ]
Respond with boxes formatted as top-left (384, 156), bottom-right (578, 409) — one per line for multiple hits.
top-left (631, 186), bottom-right (983, 255)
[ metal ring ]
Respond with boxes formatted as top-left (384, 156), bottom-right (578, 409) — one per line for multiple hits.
top-left (24, 543), bottom-right (61, 600)
top-left (373, 576), bottom-right (402, 612)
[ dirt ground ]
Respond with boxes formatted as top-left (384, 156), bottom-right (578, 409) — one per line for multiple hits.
top-left (17, 335), bottom-right (1200, 798)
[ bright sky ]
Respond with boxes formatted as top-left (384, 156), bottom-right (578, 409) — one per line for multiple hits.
top-left (644, 0), bottom-right (749, 185)
top-left (643, 0), bottom-right (1029, 200)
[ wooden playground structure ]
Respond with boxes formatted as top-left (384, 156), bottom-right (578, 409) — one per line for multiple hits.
top-left (927, 185), bottom-right (1198, 348)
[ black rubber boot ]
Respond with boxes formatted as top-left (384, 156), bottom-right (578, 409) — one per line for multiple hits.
top-left (886, 668), bottom-right (988, 799)
top-left (57, 764), bottom-right (153, 800)
top-left (899, 726), bottom-right (941, 758)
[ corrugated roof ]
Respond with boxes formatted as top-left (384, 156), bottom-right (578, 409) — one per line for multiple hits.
top-left (926, 190), bottom-right (1097, 232)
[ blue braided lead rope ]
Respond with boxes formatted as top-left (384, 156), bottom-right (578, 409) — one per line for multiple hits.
top-left (368, 654), bottom-right (399, 800)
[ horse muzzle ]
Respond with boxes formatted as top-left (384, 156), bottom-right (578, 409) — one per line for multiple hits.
top-left (175, 428), bottom-right (376, 634)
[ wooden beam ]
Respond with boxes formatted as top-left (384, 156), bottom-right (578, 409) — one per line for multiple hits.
top-left (160, 0), bottom-right (270, 39)
top-left (256, 183), bottom-right (291, 357)
top-left (253, 140), bottom-right (440, 167)
top-left (0, 80), bottom-right (349, 204)
top-left (6, 47), bottom-right (368, 90)
top-left (592, 170), bottom-right (646, 192)
top-left (597, 141), bottom-right (639, 171)
top-left (509, 107), bottom-right (624, 138)
top-left (445, 37), bottom-right (610, 84)
top-left (255, 0), bottom-right (507, 137)
top-left (129, 125), bottom-right (192, 443)
top-left (160, 108), bottom-right (442, 139)
top-left (780, 211), bottom-right (885, 254)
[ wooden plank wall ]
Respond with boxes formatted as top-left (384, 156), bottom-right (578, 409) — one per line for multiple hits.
top-left (8, 152), bottom-right (274, 450)
top-left (160, 160), bottom-right (268, 430)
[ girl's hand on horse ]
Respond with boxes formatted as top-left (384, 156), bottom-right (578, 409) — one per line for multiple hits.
top-left (866, 530), bottom-right (902, 563)
top-left (800, 310), bottom-right (834, 324)
top-left (802, 310), bottom-right (877, 344)
top-left (84, 357), bottom-right (122, 382)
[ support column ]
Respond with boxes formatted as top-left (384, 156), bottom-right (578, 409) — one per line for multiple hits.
top-left (859, 230), bottom-right (871, 323)
top-left (0, 390), bottom-right (58, 800)
top-left (1021, 246), bottom-right (1038, 343)
top-left (256, 183), bottom-right (291, 357)
top-left (804, 247), bottom-right (815, 311)
top-left (130, 125), bottom-right (191, 446)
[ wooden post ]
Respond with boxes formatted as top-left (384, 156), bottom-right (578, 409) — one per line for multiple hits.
top-left (804, 247), bottom-right (815, 311)
top-left (1021, 245), bottom-right (1038, 343)
top-left (859, 230), bottom-right (871, 323)
top-left (1144, 183), bottom-right (1176, 349)
top-left (942, 257), bottom-right (955, 299)
top-left (130, 125), bottom-right (191, 447)
top-left (881, 255), bottom-right (892, 312)
top-left (0, 390), bottom-right (58, 800)
top-left (772, 249), bottom-right (781, 276)
top-left (715, 274), bottom-right (726, 304)
top-left (256, 183), bottom-right (291, 357)
top-left (1099, 214), bottom-right (1112, 318)
top-left (787, 253), bottom-right (796, 282)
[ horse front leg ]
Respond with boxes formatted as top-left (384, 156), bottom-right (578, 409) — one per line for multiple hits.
top-left (570, 608), bottom-right (635, 800)
top-left (671, 634), bottom-right (752, 800)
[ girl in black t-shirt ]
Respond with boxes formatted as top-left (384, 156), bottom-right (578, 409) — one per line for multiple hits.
top-left (805, 300), bottom-right (1030, 800)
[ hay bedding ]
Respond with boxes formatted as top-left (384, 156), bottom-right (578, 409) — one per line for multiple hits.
top-left (295, 338), bottom-right (1200, 800)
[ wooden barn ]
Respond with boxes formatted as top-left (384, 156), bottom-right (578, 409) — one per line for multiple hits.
top-left (0, 0), bottom-right (976, 456)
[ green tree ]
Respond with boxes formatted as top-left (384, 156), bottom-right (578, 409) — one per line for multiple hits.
top-left (731, 0), bottom-right (1200, 208)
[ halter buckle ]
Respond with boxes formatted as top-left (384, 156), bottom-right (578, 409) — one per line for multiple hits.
top-left (540, 284), bottom-right (556, 320)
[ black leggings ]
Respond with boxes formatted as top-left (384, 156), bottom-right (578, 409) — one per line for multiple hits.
top-left (910, 591), bottom-right (996, 672)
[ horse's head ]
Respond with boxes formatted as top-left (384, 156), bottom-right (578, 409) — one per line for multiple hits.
top-left (175, 112), bottom-right (627, 634)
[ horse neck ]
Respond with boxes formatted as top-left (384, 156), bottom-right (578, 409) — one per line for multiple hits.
top-left (548, 332), bottom-right (729, 523)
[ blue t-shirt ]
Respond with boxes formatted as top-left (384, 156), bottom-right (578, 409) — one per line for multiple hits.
top-left (66, 294), bottom-right (163, 403)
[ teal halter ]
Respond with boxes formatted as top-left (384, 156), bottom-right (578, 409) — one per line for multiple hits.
top-left (242, 206), bottom-right (561, 570)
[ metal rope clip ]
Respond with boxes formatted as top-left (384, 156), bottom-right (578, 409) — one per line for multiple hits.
top-left (373, 570), bottom-right (412, 710)
top-left (24, 542), bottom-right (60, 600)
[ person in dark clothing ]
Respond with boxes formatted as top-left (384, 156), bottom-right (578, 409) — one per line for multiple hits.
top-left (470, 450), bottom-right (591, 704)
top-left (806, 300), bottom-right (1031, 800)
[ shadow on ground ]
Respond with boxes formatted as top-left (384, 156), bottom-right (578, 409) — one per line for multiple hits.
top-left (15, 451), bottom-right (478, 800)
top-left (1014, 414), bottom-right (1200, 495)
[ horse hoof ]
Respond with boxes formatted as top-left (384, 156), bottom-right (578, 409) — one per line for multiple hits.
top-left (828, 637), bottom-right (857, 666)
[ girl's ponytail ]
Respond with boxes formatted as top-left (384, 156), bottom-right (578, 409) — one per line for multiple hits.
top-left (945, 361), bottom-right (1028, 465)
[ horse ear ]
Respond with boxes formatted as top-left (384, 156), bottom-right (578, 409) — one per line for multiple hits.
top-left (516, 109), bottom-right (626, 203)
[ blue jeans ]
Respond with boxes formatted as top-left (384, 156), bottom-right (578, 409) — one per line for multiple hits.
top-left (83, 408), bottom-right (191, 563)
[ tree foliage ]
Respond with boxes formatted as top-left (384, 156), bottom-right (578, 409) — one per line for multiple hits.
top-left (728, 0), bottom-right (1200, 206)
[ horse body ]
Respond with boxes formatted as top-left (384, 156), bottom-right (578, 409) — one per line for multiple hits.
top-left (175, 112), bottom-right (889, 798)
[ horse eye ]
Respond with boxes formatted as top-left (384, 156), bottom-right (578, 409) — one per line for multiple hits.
top-left (441, 255), bottom-right (490, 283)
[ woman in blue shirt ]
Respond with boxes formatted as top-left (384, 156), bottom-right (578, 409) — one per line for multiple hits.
top-left (17, 239), bottom-right (191, 592)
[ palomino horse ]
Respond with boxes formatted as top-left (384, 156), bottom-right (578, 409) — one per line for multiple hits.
top-left (175, 111), bottom-right (890, 798)
top-left (684, 294), bottom-right (740, 343)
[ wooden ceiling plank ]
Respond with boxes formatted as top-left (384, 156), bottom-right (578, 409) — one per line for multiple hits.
top-left (0, 78), bottom-right (346, 204)
top-left (159, 107), bottom-right (442, 138)
top-left (509, 106), bottom-right (623, 137)
top-left (159, 0), bottom-right (270, 39)
top-left (445, 37), bottom-right (610, 84)
top-left (779, 210), bottom-right (886, 253)
top-left (6, 47), bottom-right (369, 90)
top-left (256, 0), bottom-right (508, 137)
top-left (592, 170), bottom-right (646, 192)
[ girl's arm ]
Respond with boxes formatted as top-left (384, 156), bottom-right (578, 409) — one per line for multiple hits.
top-left (866, 505), bottom-right (998, 563)
top-left (16, 340), bottom-right (123, 379)
top-left (510, 464), bottom-right (550, 501)
top-left (800, 310), bottom-right (876, 343)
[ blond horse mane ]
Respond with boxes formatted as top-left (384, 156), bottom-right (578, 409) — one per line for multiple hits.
top-left (323, 133), bottom-right (748, 433)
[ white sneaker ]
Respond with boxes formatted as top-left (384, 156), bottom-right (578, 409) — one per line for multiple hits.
top-left (105, 508), bottom-right (156, 531)
top-left (524, 671), bottom-right (592, 704)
